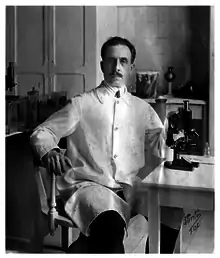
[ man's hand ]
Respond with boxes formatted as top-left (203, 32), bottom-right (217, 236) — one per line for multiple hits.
top-left (42, 149), bottom-right (73, 176)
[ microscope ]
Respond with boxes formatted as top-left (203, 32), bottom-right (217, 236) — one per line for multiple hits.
top-left (164, 100), bottom-right (200, 171)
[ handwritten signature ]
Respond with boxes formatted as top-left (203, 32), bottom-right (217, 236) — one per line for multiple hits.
top-left (183, 209), bottom-right (203, 235)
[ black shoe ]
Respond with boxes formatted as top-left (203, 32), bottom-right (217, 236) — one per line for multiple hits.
top-left (67, 233), bottom-right (89, 253)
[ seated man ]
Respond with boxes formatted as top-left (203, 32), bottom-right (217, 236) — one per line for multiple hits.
top-left (30, 36), bottom-right (182, 253)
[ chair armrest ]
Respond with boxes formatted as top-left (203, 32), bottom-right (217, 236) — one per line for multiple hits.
top-left (55, 214), bottom-right (75, 228)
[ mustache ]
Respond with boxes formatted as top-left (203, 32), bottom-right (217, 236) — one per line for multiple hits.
top-left (110, 72), bottom-right (123, 78)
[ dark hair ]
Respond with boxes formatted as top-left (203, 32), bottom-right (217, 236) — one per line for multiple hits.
top-left (101, 36), bottom-right (136, 64)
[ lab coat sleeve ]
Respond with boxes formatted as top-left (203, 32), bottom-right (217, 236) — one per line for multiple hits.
top-left (30, 96), bottom-right (81, 160)
top-left (137, 103), bottom-right (166, 179)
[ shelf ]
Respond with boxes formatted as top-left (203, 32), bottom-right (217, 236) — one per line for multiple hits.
top-left (142, 98), bottom-right (206, 105)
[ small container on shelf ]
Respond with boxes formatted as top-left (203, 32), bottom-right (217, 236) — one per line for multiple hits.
top-left (27, 86), bottom-right (39, 129)
top-left (204, 142), bottom-right (211, 157)
top-left (164, 66), bottom-right (176, 97)
top-left (7, 100), bottom-right (19, 134)
top-left (136, 71), bottom-right (159, 98)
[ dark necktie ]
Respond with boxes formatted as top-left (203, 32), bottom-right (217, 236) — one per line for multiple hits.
top-left (115, 90), bottom-right (120, 98)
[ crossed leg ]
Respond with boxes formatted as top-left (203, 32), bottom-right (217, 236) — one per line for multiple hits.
top-left (67, 210), bottom-right (125, 253)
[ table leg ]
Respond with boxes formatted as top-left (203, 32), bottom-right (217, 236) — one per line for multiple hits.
top-left (174, 224), bottom-right (182, 253)
top-left (148, 188), bottom-right (160, 253)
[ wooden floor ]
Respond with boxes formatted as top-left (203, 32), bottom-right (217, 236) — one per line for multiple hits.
top-left (43, 210), bottom-right (214, 253)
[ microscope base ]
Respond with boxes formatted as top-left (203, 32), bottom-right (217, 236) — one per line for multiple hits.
top-left (164, 157), bottom-right (199, 171)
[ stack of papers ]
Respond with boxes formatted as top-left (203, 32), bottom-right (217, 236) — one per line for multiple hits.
top-left (180, 155), bottom-right (215, 165)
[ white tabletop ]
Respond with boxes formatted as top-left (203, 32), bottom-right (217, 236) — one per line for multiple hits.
top-left (142, 156), bottom-right (214, 192)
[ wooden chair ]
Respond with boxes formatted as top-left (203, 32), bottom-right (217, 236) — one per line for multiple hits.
top-left (35, 166), bottom-right (78, 252)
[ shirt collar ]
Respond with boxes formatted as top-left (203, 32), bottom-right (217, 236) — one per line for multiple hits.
top-left (95, 81), bottom-right (131, 106)
top-left (103, 80), bottom-right (126, 97)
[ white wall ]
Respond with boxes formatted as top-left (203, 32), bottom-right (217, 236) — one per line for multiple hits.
top-left (96, 6), bottom-right (118, 86)
top-left (117, 6), bottom-right (191, 94)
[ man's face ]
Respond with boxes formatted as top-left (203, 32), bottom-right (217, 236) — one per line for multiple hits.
top-left (101, 44), bottom-right (134, 88)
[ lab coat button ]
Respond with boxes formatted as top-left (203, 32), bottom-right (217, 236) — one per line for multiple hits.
top-left (116, 100), bottom-right (119, 104)
top-left (114, 127), bottom-right (118, 131)
top-left (113, 154), bottom-right (118, 159)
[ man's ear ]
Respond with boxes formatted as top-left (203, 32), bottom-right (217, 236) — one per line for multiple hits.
top-left (100, 61), bottom-right (104, 73)
top-left (130, 63), bottom-right (135, 71)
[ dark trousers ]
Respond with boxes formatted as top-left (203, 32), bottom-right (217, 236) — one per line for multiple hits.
top-left (67, 211), bottom-right (180, 254)
top-left (67, 210), bottom-right (125, 253)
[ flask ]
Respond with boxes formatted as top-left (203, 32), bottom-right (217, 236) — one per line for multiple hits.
top-left (164, 67), bottom-right (176, 82)
top-left (204, 142), bottom-right (211, 157)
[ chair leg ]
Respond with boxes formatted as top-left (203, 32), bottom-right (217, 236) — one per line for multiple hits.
top-left (61, 226), bottom-right (79, 252)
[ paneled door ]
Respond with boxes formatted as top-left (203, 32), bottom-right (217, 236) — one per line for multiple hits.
top-left (48, 6), bottom-right (96, 98)
top-left (6, 6), bottom-right (97, 98)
